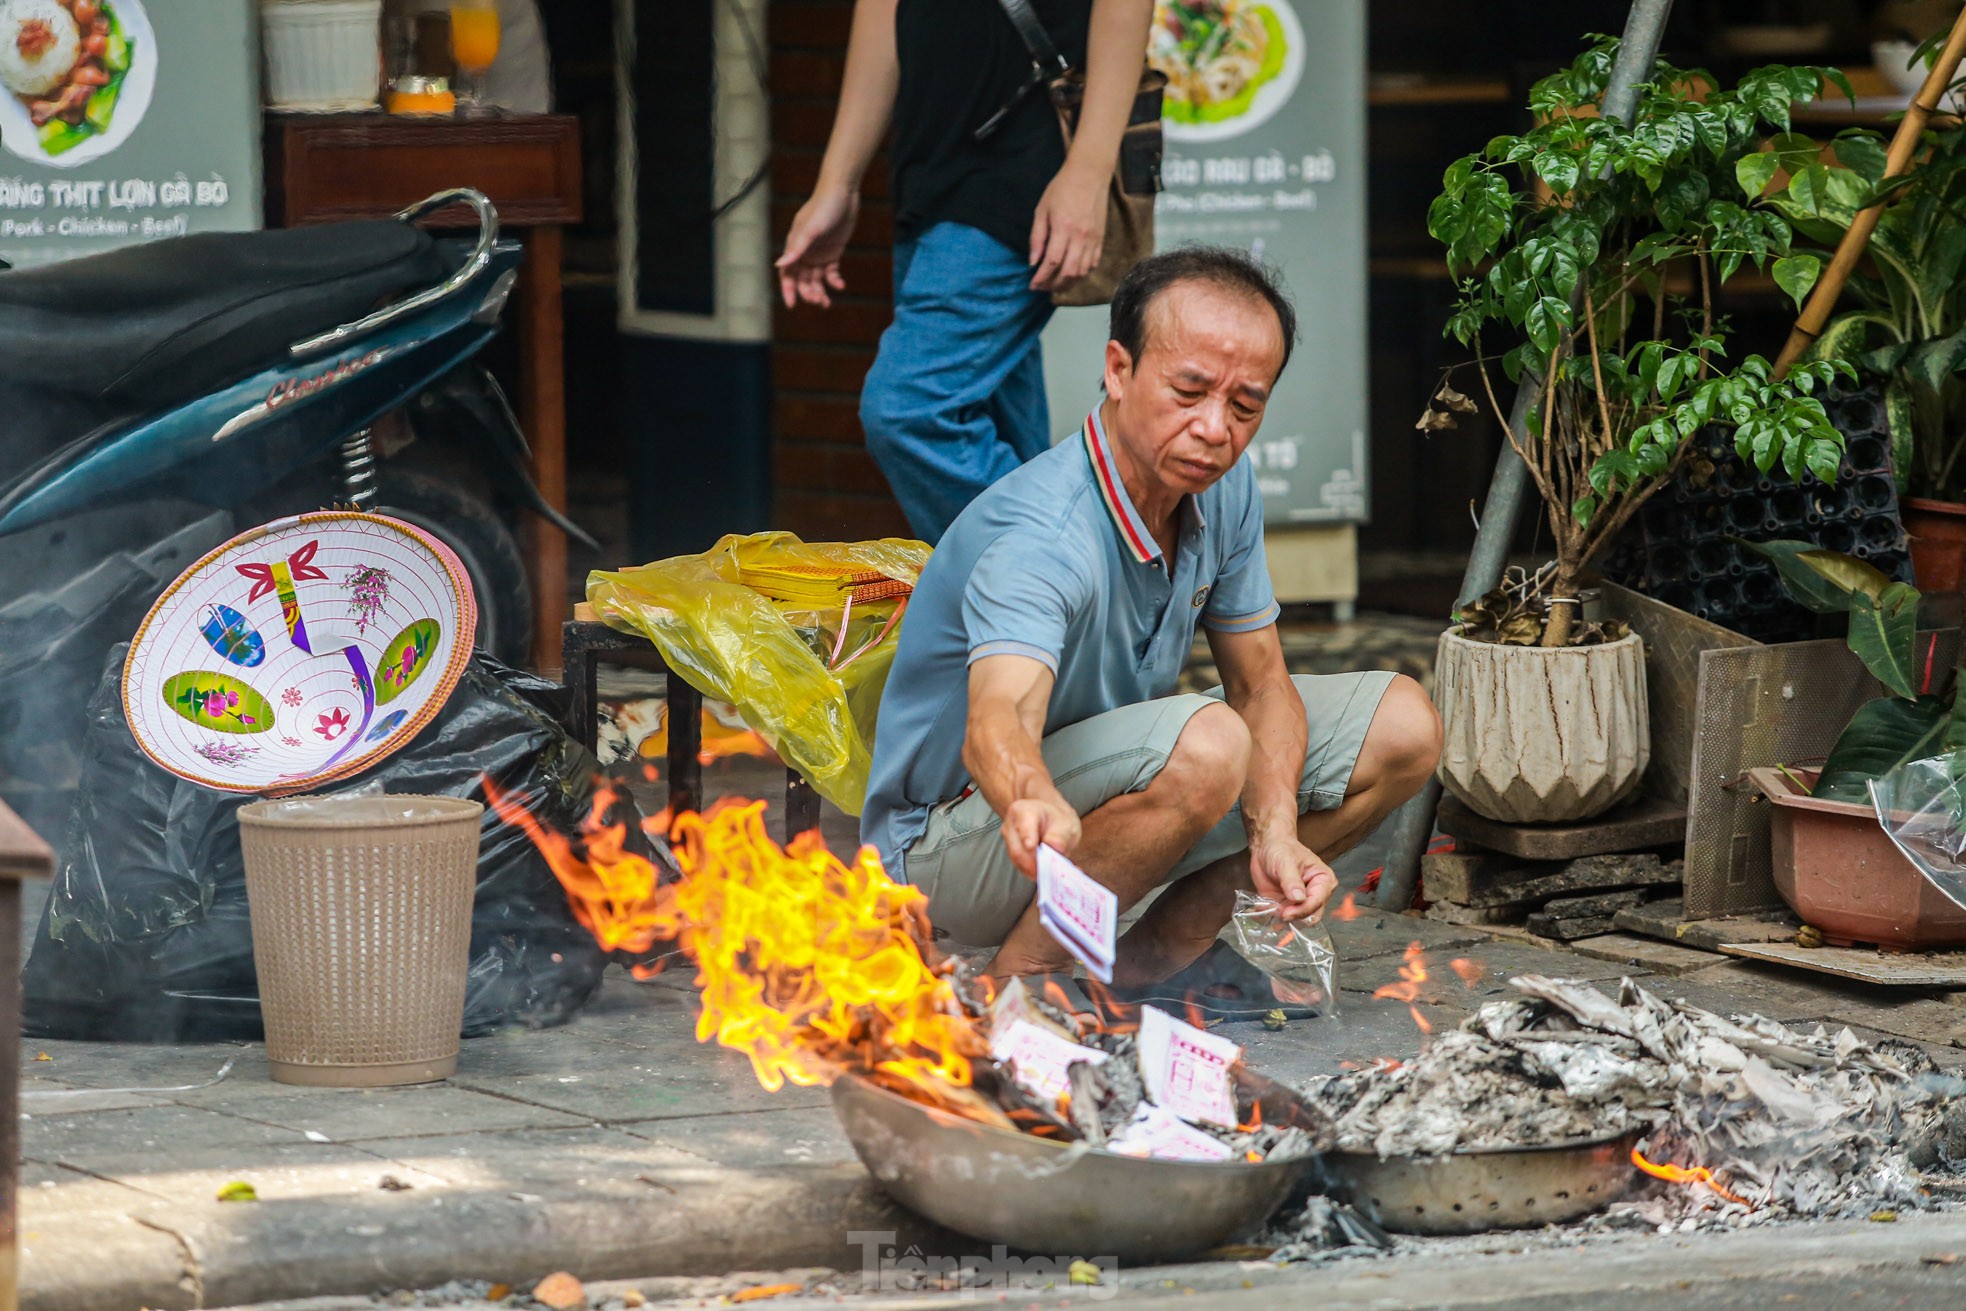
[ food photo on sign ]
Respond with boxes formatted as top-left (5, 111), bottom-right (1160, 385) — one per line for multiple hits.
top-left (0, 0), bottom-right (155, 165)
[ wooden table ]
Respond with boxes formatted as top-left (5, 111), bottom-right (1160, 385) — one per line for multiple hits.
top-left (264, 112), bottom-right (583, 670)
top-left (0, 802), bottom-right (52, 1311)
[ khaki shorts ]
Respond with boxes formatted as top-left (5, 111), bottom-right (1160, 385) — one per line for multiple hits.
top-left (901, 670), bottom-right (1397, 947)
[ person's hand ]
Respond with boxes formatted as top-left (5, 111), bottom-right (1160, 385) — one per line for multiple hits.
top-left (1028, 160), bottom-right (1108, 292)
top-left (1248, 832), bottom-right (1338, 923)
top-left (1001, 796), bottom-right (1082, 879)
top-left (775, 184), bottom-right (860, 308)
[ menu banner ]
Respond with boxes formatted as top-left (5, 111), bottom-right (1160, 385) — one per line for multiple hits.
top-left (1042, 0), bottom-right (1368, 526)
top-left (0, 0), bottom-right (260, 267)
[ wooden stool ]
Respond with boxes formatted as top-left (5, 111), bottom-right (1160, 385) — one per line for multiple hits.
top-left (561, 605), bottom-right (821, 843)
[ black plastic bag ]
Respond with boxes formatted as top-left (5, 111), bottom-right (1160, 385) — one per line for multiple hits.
top-left (22, 647), bottom-right (642, 1043)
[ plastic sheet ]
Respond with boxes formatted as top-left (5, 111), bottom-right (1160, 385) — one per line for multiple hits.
top-left (1871, 753), bottom-right (1966, 913)
top-left (586, 530), bottom-right (931, 815)
top-left (21, 647), bottom-right (646, 1043)
top-left (1228, 890), bottom-right (1338, 1007)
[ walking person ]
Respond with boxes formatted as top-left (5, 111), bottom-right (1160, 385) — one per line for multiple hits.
top-left (775, 0), bottom-right (1154, 543)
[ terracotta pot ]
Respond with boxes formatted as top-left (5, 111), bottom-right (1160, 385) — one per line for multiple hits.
top-left (1900, 496), bottom-right (1966, 595)
top-left (1433, 628), bottom-right (1650, 824)
top-left (1745, 766), bottom-right (1966, 949)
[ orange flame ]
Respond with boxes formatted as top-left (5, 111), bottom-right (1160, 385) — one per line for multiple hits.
top-left (1630, 1146), bottom-right (1751, 1207)
top-left (1372, 941), bottom-right (1434, 1034)
top-left (1329, 892), bottom-right (1361, 922)
top-left (1448, 957), bottom-right (1484, 987)
top-left (483, 780), bottom-right (996, 1119)
top-left (634, 705), bottom-right (777, 766)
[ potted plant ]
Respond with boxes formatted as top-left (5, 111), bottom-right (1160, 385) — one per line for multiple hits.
top-left (1420, 37), bottom-right (1854, 823)
top-left (1771, 110), bottom-right (1966, 589)
top-left (1743, 542), bottom-right (1966, 947)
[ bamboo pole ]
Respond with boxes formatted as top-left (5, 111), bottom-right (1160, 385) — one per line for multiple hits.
top-left (1772, 9), bottom-right (1966, 379)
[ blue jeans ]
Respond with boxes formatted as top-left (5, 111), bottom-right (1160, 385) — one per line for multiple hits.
top-left (859, 222), bottom-right (1055, 544)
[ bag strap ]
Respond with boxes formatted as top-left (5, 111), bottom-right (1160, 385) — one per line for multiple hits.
top-left (994, 0), bottom-right (1072, 79)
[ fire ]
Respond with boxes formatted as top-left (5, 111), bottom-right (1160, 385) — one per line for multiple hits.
top-left (1373, 941), bottom-right (1435, 1034)
top-left (484, 780), bottom-right (995, 1119)
top-left (1630, 1146), bottom-right (1752, 1207)
top-left (1329, 892), bottom-right (1361, 921)
top-left (1449, 957), bottom-right (1484, 987)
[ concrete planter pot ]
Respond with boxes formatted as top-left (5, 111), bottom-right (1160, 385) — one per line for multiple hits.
top-left (1435, 627), bottom-right (1650, 824)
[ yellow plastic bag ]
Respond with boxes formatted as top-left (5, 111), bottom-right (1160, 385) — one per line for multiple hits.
top-left (586, 531), bottom-right (931, 816)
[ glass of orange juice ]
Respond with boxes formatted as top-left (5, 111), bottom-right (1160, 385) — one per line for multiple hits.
top-left (449, 0), bottom-right (502, 116)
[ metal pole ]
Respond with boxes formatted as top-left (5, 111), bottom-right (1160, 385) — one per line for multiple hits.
top-left (1371, 0), bottom-right (1677, 910)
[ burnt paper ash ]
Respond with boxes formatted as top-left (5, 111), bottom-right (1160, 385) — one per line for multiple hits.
top-left (1300, 974), bottom-right (1965, 1230)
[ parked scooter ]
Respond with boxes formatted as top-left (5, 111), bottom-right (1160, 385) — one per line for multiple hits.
top-left (0, 188), bottom-right (595, 835)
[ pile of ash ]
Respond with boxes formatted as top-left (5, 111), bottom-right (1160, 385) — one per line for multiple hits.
top-left (1282, 974), bottom-right (1966, 1250)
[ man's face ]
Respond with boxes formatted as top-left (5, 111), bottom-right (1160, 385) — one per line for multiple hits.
top-left (1104, 280), bottom-right (1286, 499)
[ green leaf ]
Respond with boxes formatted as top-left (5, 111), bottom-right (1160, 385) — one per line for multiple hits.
top-left (1736, 149), bottom-right (1781, 199)
top-left (1806, 311), bottom-right (1895, 365)
top-left (1833, 130), bottom-right (1888, 182)
top-left (1886, 379), bottom-right (1917, 489)
top-left (1525, 296), bottom-right (1568, 354)
top-left (1736, 539), bottom-right (1863, 612)
top-left (1812, 695), bottom-right (1950, 803)
top-left (1772, 253), bottom-right (1822, 309)
top-left (1906, 326), bottom-right (1966, 401)
top-left (1847, 582), bottom-right (1921, 700)
top-left (1572, 493), bottom-right (1597, 528)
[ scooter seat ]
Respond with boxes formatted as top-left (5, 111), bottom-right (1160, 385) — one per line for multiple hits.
top-left (0, 221), bottom-right (450, 455)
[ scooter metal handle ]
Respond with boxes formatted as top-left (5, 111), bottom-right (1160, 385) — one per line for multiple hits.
top-left (287, 188), bottom-right (500, 359)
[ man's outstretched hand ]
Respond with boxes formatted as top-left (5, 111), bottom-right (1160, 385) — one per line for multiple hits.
top-left (776, 186), bottom-right (860, 309)
top-left (1002, 796), bottom-right (1082, 880)
top-left (1248, 832), bottom-right (1338, 923)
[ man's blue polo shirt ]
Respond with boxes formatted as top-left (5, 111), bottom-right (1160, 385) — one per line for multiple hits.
top-left (861, 409), bottom-right (1281, 877)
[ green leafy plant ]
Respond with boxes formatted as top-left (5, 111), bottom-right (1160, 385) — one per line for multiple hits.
top-left (1750, 540), bottom-right (1956, 801)
top-left (1422, 35), bottom-right (1855, 647)
top-left (1776, 109), bottom-right (1966, 501)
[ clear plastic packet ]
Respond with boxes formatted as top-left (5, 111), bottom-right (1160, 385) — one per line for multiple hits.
top-left (1229, 890), bottom-right (1338, 1007)
top-left (1871, 752), bottom-right (1966, 913)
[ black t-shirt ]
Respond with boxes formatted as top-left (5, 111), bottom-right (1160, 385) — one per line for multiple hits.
top-left (890, 0), bottom-right (1092, 257)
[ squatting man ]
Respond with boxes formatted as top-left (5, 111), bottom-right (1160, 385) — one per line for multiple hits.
top-left (862, 246), bottom-right (1443, 1001)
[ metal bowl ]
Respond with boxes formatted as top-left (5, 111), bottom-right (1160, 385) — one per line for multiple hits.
top-left (830, 1071), bottom-right (1323, 1264)
top-left (1316, 1127), bottom-right (1641, 1235)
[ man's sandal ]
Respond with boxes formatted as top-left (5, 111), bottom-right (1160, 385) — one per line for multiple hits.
top-left (1108, 941), bottom-right (1319, 1023)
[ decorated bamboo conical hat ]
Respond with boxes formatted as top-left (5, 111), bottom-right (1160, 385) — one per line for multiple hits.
top-left (123, 511), bottom-right (477, 793)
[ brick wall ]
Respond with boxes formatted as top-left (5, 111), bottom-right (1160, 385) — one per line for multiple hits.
top-left (769, 0), bottom-right (912, 541)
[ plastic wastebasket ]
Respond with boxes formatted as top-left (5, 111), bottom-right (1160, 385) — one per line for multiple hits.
top-left (237, 794), bottom-right (482, 1086)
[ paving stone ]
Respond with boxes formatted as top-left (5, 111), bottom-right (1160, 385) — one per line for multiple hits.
top-left (1323, 909), bottom-right (1486, 961)
top-left (40, 1140), bottom-right (453, 1206)
top-left (1233, 995), bottom-right (1467, 1083)
top-left (208, 1084), bottom-right (590, 1143)
top-left (1613, 896), bottom-right (1801, 950)
top-left (1420, 850), bottom-right (1550, 904)
top-left (1424, 852), bottom-right (1680, 910)
top-left (1541, 887), bottom-right (1663, 919)
top-left (1437, 794), bottom-right (1686, 859)
top-left (1523, 911), bottom-right (1617, 941)
top-left (24, 1101), bottom-right (310, 1163)
top-left (367, 1125), bottom-right (711, 1198)
top-left (1638, 961), bottom-right (1882, 1023)
top-left (618, 1105), bottom-right (857, 1169)
top-left (1564, 933), bottom-right (1720, 977)
top-left (1817, 996), bottom-right (1966, 1049)
top-left (1425, 901), bottom-right (1529, 926)
top-left (18, 1157), bottom-right (161, 1214)
top-left (1337, 940), bottom-right (1644, 1006)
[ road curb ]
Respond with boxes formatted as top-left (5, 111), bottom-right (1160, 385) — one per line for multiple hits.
top-left (24, 1164), bottom-right (960, 1311)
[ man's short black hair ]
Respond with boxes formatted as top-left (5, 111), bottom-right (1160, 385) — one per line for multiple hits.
top-left (1108, 245), bottom-right (1297, 377)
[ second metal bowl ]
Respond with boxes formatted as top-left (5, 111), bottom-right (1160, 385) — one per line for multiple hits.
top-left (1316, 1127), bottom-right (1642, 1235)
